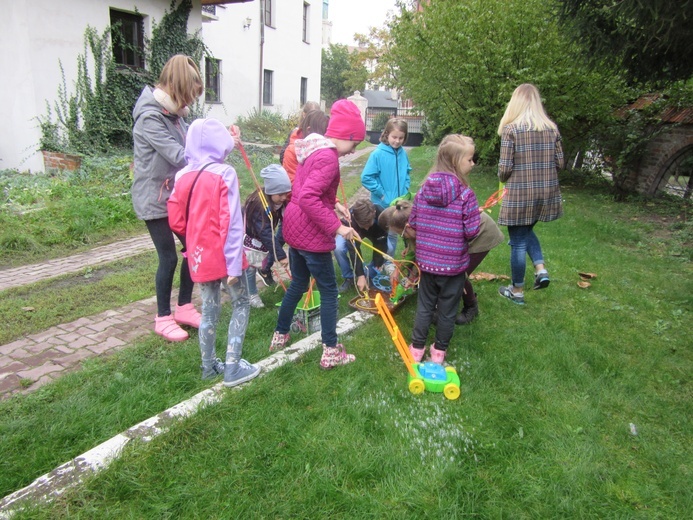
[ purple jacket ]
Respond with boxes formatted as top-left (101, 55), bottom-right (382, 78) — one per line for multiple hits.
top-left (409, 172), bottom-right (480, 275)
top-left (282, 135), bottom-right (342, 252)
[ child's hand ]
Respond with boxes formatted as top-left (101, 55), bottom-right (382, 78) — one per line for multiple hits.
top-left (227, 276), bottom-right (239, 286)
top-left (278, 258), bottom-right (289, 268)
top-left (356, 275), bottom-right (368, 292)
top-left (335, 202), bottom-right (350, 222)
top-left (228, 125), bottom-right (241, 147)
top-left (337, 224), bottom-right (358, 241)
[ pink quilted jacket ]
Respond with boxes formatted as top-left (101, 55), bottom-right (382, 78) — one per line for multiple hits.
top-left (282, 135), bottom-right (342, 252)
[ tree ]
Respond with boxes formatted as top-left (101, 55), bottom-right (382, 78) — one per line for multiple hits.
top-left (321, 44), bottom-right (367, 105)
top-left (388, 0), bottom-right (629, 161)
top-left (556, 0), bottom-right (693, 86)
top-left (353, 27), bottom-right (398, 90)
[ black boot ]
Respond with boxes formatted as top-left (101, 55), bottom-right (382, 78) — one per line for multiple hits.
top-left (455, 297), bottom-right (479, 325)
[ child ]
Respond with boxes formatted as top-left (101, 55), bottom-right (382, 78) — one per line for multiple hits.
top-left (378, 199), bottom-right (418, 286)
top-left (279, 101), bottom-right (321, 165)
top-left (270, 99), bottom-right (365, 369)
top-left (282, 109), bottom-right (329, 184)
top-left (408, 135), bottom-right (480, 364)
top-left (168, 118), bottom-right (260, 387)
top-left (361, 118), bottom-right (412, 257)
top-left (333, 199), bottom-right (389, 293)
top-left (496, 83), bottom-right (564, 305)
top-left (131, 54), bottom-right (204, 342)
top-left (244, 164), bottom-right (292, 307)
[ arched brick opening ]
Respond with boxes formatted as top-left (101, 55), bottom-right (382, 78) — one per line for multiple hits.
top-left (649, 142), bottom-right (693, 198)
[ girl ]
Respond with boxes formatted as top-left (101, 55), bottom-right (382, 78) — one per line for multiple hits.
top-left (408, 135), bottom-right (480, 365)
top-left (361, 118), bottom-right (412, 257)
top-left (270, 99), bottom-right (365, 370)
top-left (131, 55), bottom-right (204, 342)
top-left (168, 118), bottom-right (260, 387)
top-left (496, 83), bottom-right (565, 305)
top-left (282, 109), bottom-right (329, 184)
top-left (279, 101), bottom-right (321, 166)
top-left (244, 164), bottom-right (292, 308)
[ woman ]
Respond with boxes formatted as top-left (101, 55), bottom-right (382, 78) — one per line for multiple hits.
top-left (131, 55), bottom-right (204, 341)
top-left (496, 83), bottom-right (565, 305)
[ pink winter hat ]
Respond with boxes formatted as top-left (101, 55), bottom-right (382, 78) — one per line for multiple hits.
top-left (325, 99), bottom-right (366, 142)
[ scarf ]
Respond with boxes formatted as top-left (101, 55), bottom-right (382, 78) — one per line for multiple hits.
top-left (153, 87), bottom-right (190, 118)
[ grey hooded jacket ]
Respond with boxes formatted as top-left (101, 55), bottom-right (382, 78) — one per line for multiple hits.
top-left (131, 86), bottom-right (188, 221)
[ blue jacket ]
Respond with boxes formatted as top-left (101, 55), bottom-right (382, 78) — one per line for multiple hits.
top-left (361, 143), bottom-right (411, 208)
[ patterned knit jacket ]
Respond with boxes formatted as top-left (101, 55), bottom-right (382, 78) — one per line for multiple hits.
top-left (409, 172), bottom-right (480, 276)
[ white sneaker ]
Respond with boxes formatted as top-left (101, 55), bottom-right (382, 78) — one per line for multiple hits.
top-left (249, 294), bottom-right (265, 308)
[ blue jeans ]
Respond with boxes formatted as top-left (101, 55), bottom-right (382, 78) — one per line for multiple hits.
top-left (199, 274), bottom-right (250, 366)
top-left (245, 267), bottom-right (259, 296)
top-left (334, 235), bottom-right (380, 281)
top-left (276, 248), bottom-right (339, 347)
top-left (507, 224), bottom-right (544, 288)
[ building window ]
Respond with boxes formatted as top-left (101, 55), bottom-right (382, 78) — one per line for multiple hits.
top-left (110, 9), bottom-right (144, 68)
top-left (302, 2), bottom-right (310, 43)
top-left (322, 0), bottom-right (329, 20)
top-left (205, 57), bottom-right (221, 103)
top-left (264, 0), bottom-right (274, 27)
top-left (300, 77), bottom-right (308, 106)
top-left (263, 70), bottom-right (274, 105)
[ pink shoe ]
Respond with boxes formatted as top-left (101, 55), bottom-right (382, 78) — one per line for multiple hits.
top-left (175, 303), bottom-right (201, 328)
top-left (155, 315), bottom-right (189, 342)
top-left (269, 331), bottom-right (291, 352)
top-left (409, 344), bottom-right (425, 362)
top-left (320, 344), bottom-right (356, 369)
top-left (429, 343), bottom-right (446, 364)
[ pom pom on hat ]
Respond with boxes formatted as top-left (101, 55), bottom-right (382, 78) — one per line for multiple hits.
top-left (261, 164), bottom-right (292, 195)
top-left (325, 99), bottom-right (366, 142)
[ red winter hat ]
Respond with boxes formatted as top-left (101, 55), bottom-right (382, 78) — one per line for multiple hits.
top-left (325, 99), bottom-right (366, 142)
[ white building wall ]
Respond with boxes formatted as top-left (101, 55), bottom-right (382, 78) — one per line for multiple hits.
top-left (0, 0), bottom-right (201, 173)
top-left (203, 0), bottom-right (323, 124)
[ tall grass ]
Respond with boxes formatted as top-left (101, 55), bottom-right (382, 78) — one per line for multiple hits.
top-left (1, 146), bottom-right (691, 518)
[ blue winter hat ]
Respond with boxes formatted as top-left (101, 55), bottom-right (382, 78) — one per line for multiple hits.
top-left (261, 164), bottom-right (291, 195)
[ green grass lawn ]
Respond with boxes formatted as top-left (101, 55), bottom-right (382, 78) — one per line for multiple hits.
top-left (1, 146), bottom-right (691, 518)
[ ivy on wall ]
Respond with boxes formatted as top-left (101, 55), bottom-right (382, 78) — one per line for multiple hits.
top-left (39, 0), bottom-right (208, 156)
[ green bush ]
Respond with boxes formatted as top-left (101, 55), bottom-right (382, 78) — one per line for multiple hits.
top-left (234, 108), bottom-right (294, 145)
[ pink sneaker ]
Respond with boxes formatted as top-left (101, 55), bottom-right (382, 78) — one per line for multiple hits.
top-left (320, 344), bottom-right (356, 369)
top-left (269, 331), bottom-right (291, 352)
top-left (429, 343), bottom-right (446, 364)
top-left (409, 344), bottom-right (425, 362)
top-left (175, 303), bottom-right (201, 328)
top-left (155, 315), bottom-right (189, 342)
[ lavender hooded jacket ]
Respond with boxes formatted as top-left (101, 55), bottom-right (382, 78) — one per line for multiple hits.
top-left (409, 172), bottom-right (480, 276)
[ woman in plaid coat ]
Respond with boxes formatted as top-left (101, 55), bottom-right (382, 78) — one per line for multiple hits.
top-left (496, 84), bottom-right (565, 305)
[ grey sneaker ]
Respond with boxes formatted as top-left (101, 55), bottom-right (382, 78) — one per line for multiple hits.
top-left (498, 285), bottom-right (525, 305)
top-left (338, 278), bottom-right (353, 293)
top-left (201, 358), bottom-right (225, 380)
top-left (223, 359), bottom-right (261, 387)
top-left (249, 294), bottom-right (265, 308)
top-left (533, 271), bottom-right (550, 290)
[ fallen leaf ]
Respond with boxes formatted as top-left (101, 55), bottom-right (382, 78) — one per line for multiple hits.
top-left (577, 281), bottom-right (591, 289)
top-left (21, 307), bottom-right (35, 312)
top-left (578, 272), bottom-right (597, 280)
top-left (469, 272), bottom-right (511, 282)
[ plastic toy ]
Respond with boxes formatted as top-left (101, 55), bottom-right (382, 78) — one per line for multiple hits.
top-left (374, 293), bottom-right (460, 400)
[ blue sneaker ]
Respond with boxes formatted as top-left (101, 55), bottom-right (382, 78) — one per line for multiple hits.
top-left (201, 358), bottom-right (225, 380)
top-left (498, 285), bottom-right (525, 305)
top-left (223, 359), bottom-right (261, 387)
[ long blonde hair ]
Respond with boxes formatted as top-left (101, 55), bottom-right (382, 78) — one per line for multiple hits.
top-left (497, 83), bottom-right (557, 135)
top-left (430, 134), bottom-right (475, 185)
top-left (157, 55), bottom-right (203, 111)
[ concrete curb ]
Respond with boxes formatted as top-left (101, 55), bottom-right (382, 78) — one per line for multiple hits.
top-left (0, 310), bottom-right (373, 517)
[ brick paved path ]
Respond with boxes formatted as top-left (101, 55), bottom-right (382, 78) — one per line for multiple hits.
top-left (0, 147), bottom-right (373, 401)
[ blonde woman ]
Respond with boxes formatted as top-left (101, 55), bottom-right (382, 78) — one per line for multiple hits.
top-left (496, 83), bottom-right (565, 305)
top-left (131, 55), bottom-right (204, 341)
